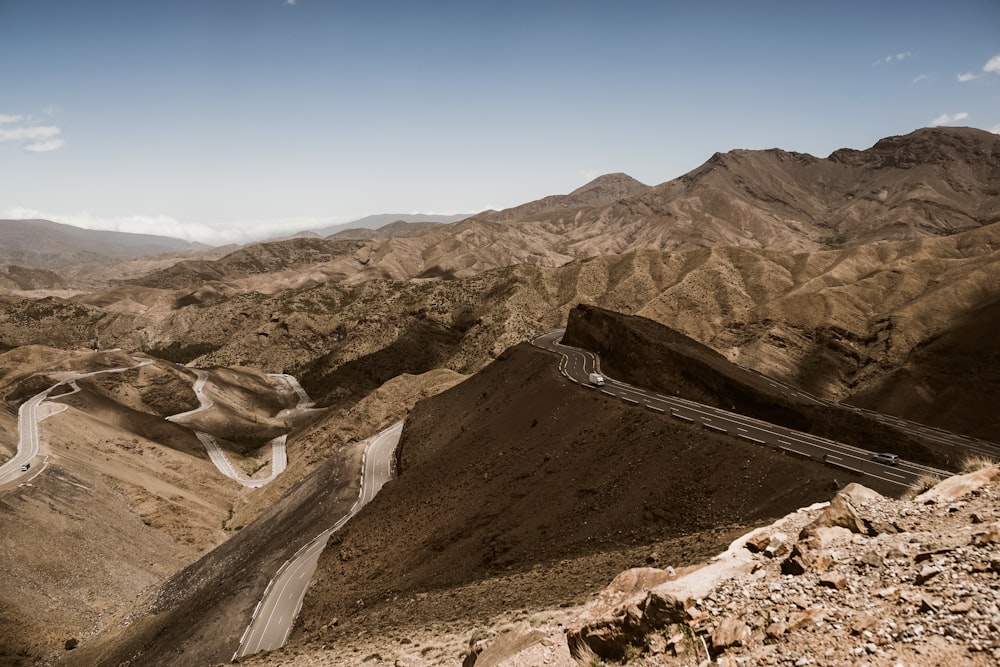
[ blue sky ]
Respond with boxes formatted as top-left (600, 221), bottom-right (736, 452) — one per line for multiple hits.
top-left (1, 0), bottom-right (998, 244)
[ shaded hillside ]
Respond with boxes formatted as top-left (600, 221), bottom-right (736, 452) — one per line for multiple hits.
top-left (562, 304), bottom-right (967, 469)
top-left (0, 219), bottom-right (203, 269)
top-left (0, 265), bottom-right (67, 291)
top-left (293, 344), bottom-right (848, 653)
top-left (846, 296), bottom-right (1000, 440)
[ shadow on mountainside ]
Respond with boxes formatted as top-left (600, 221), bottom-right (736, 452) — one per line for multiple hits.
top-left (297, 318), bottom-right (464, 407)
top-left (846, 296), bottom-right (1000, 442)
top-left (292, 343), bottom-right (851, 652)
top-left (562, 304), bottom-right (973, 470)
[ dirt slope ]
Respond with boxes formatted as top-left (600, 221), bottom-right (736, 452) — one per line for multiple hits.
top-left (57, 368), bottom-right (462, 667)
top-left (283, 344), bottom-right (847, 661)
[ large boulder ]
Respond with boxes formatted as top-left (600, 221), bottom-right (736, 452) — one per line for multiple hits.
top-left (800, 484), bottom-right (882, 538)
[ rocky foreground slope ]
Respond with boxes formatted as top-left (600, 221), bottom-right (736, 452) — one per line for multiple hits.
top-left (243, 464), bottom-right (1000, 667)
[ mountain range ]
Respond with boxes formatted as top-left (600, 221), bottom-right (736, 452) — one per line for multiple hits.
top-left (1, 126), bottom-right (999, 666)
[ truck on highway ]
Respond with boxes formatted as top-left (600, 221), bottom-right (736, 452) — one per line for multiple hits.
top-left (588, 372), bottom-right (605, 386)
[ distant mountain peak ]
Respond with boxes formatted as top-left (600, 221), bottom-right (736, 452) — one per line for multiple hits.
top-left (475, 173), bottom-right (650, 223)
top-left (568, 172), bottom-right (647, 198)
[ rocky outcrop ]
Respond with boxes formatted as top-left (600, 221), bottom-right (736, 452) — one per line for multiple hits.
top-left (494, 465), bottom-right (1000, 666)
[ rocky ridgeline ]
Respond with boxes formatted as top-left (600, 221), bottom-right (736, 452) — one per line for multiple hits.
top-left (467, 466), bottom-right (1000, 666)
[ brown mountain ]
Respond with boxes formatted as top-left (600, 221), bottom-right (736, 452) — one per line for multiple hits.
top-left (475, 172), bottom-right (651, 223)
top-left (1, 126), bottom-right (999, 665)
top-left (356, 127), bottom-right (1000, 279)
top-left (0, 219), bottom-right (205, 270)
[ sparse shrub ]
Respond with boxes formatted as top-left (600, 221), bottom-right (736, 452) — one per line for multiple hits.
top-left (960, 455), bottom-right (997, 473)
top-left (818, 233), bottom-right (847, 250)
top-left (905, 474), bottom-right (940, 499)
top-left (622, 643), bottom-right (642, 662)
top-left (468, 628), bottom-right (489, 647)
top-left (64, 638), bottom-right (78, 651)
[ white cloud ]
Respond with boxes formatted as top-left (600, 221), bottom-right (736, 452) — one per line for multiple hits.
top-left (1, 207), bottom-right (357, 246)
top-left (985, 54), bottom-right (1000, 74)
top-left (957, 72), bottom-right (978, 82)
top-left (876, 51), bottom-right (911, 65)
top-left (286, 0), bottom-right (297, 5)
top-left (929, 111), bottom-right (969, 126)
top-left (24, 138), bottom-right (65, 152)
top-left (0, 115), bottom-right (64, 153)
top-left (912, 73), bottom-right (931, 84)
top-left (991, 124), bottom-right (1000, 135)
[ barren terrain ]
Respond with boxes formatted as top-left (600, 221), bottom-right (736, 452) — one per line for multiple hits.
top-left (0, 126), bottom-right (996, 666)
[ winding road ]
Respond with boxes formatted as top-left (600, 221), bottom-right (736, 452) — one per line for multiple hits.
top-left (167, 369), bottom-right (315, 488)
top-left (233, 420), bottom-right (403, 660)
top-left (0, 358), bottom-right (153, 488)
top-left (530, 330), bottom-right (994, 491)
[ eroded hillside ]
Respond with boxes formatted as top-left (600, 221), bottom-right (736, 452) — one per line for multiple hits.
top-left (283, 343), bottom-right (847, 660)
top-left (2, 221), bottom-right (999, 441)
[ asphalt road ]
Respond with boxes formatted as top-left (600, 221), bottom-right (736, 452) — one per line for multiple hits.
top-left (234, 420), bottom-right (404, 660)
top-left (168, 368), bottom-right (310, 488)
top-left (0, 358), bottom-right (152, 488)
top-left (530, 329), bottom-right (964, 491)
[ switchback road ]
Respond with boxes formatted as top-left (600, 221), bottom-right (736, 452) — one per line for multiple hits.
top-left (233, 420), bottom-right (403, 660)
top-left (167, 368), bottom-right (315, 488)
top-left (0, 358), bottom-right (153, 488)
top-left (530, 330), bottom-right (969, 491)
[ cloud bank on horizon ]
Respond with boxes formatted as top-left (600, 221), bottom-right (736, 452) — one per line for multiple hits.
top-left (1, 1), bottom-right (999, 242)
top-left (0, 206), bottom-right (359, 246)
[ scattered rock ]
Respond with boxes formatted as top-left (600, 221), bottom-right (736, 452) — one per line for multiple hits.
top-left (858, 550), bottom-right (883, 568)
top-left (647, 633), bottom-right (667, 654)
top-left (711, 616), bottom-right (749, 653)
top-left (919, 596), bottom-right (942, 613)
top-left (916, 565), bottom-right (941, 585)
top-left (818, 572), bottom-right (848, 590)
top-left (781, 544), bottom-right (809, 576)
top-left (970, 522), bottom-right (1000, 545)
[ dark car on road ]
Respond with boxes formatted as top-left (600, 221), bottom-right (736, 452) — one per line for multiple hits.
top-left (20, 462), bottom-right (30, 471)
top-left (872, 452), bottom-right (899, 466)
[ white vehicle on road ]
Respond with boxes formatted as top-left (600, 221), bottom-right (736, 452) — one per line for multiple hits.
top-left (588, 372), bottom-right (605, 386)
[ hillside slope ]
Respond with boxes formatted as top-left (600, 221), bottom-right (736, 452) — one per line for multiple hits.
top-left (285, 343), bottom-right (847, 660)
top-left (2, 222), bottom-right (999, 441)
top-left (363, 127), bottom-right (1000, 278)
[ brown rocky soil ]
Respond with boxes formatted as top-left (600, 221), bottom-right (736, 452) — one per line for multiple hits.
top-left (240, 465), bottom-right (1000, 667)
top-left (0, 126), bottom-right (997, 667)
top-left (251, 343), bottom-right (850, 663)
top-left (57, 368), bottom-right (464, 667)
